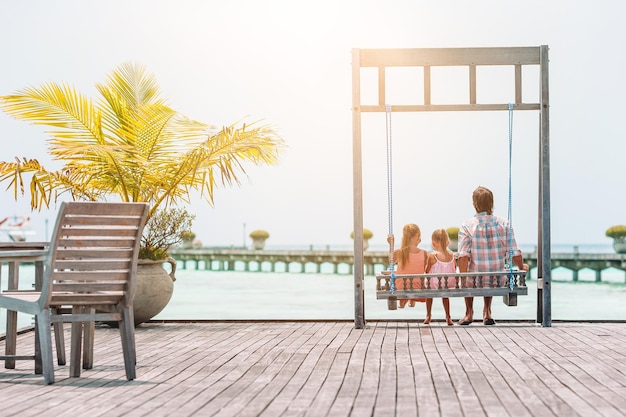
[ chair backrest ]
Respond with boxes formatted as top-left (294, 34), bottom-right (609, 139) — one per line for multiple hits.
top-left (39, 202), bottom-right (149, 310)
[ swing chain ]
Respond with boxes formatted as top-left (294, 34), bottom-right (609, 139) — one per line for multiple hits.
top-left (506, 103), bottom-right (515, 290)
top-left (385, 104), bottom-right (396, 293)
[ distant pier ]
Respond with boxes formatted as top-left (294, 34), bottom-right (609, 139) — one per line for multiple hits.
top-left (169, 248), bottom-right (626, 283)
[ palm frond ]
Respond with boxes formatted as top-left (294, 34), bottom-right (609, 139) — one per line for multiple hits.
top-left (142, 121), bottom-right (284, 210)
top-left (102, 62), bottom-right (166, 111)
top-left (0, 83), bottom-right (103, 146)
top-left (0, 158), bottom-right (93, 209)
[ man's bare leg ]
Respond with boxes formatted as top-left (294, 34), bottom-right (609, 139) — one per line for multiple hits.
top-left (483, 296), bottom-right (493, 319)
top-left (482, 296), bottom-right (496, 324)
top-left (459, 297), bottom-right (474, 324)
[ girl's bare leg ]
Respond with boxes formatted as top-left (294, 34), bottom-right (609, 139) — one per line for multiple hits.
top-left (423, 299), bottom-right (433, 324)
top-left (442, 298), bottom-right (453, 325)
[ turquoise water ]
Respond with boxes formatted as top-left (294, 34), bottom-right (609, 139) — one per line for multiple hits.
top-left (2, 244), bottom-right (625, 333)
top-left (153, 267), bottom-right (626, 323)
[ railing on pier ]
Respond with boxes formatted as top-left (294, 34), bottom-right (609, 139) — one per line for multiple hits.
top-left (168, 248), bottom-right (626, 283)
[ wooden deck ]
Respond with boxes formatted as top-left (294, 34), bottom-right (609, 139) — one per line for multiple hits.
top-left (2, 321), bottom-right (626, 416)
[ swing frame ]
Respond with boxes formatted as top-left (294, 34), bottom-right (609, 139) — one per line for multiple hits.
top-left (351, 46), bottom-right (551, 328)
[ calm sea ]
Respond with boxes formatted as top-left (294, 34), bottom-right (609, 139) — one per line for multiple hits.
top-left (1, 243), bottom-right (625, 332)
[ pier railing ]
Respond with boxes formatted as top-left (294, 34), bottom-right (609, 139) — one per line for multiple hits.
top-left (169, 248), bottom-right (626, 282)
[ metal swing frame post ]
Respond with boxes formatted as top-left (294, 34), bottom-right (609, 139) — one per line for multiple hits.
top-left (351, 46), bottom-right (552, 329)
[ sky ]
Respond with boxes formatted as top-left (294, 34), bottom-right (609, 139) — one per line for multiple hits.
top-left (0, 0), bottom-right (625, 250)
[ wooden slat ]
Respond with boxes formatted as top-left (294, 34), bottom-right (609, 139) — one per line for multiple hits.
top-left (0, 354), bottom-right (36, 360)
top-left (377, 66), bottom-right (385, 106)
top-left (53, 271), bottom-right (130, 281)
top-left (55, 239), bottom-right (135, 248)
top-left (469, 64), bottom-right (477, 104)
top-left (361, 103), bottom-right (541, 112)
top-left (59, 227), bottom-right (140, 237)
top-left (63, 202), bottom-right (147, 216)
top-left (423, 65), bottom-right (431, 105)
top-left (358, 47), bottom-right (541, 67)
top-left (49, 313), bottom-right (122, 322)
top-left (64, 216), bottom-right (144, 227)
top-left (53, 249), bottom-right (133, 259)
top-left (53, 282), bottom-right (127, 292)
top-left (50, 293), bottom-right (123, 304)
top-left (515, 64), bottom-right (522, 103)
top-left (54, 259), bottom-right (131, 270)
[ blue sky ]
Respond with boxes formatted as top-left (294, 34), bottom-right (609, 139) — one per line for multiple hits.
top-left (1, 1), bottom-right (624, 249)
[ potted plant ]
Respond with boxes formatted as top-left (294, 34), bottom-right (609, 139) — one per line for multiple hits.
top-left (605, 225), bottom-right (626, 254)
top-left (0, 62), bottom-right (284, 324)
top-left (446, 227), bottom-right (459, 251)
top-left (129, 208), bottom-right (194, 324)
top-left (351, 228), bottom-right (373, 251)
top-left (249, 229), bottom-right (270, 250)
top-left (179, 230), bottom-right (197, 249)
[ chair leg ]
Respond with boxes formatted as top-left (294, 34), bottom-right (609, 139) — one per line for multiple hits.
top-left (51, 307), bottom-right (66, 366)
top-left (119, 307), bottom-right (136, 380)
top-left (69, 307), bottom-right (83, 378)
top-left (35, 311), bottom-right (55, 385)
top-left (4, 310), bottom-right (17, 369)
top-left (34, 318), bottom-right (42, 375)
top-left (128, 308), bottom-right (137, 366)
top-left (82, 308), bottom-right (95, 370)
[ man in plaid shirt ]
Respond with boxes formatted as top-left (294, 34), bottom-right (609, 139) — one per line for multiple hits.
top-left (457, 186), bottom-right (528, 325)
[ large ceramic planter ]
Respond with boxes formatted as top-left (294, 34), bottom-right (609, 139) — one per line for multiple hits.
top-left (252, 237), bottom-right (267, 250)
top-left (613, 238), bottom-right (626, 254)
top-left (449, 239), bottom-right (458, 251)
top-left (133, 257), bottom-right (176, 325)
top-left (351, 229), bottom-right (373, 252)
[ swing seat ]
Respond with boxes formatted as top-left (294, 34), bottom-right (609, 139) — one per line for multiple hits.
top-left (376, 270), bottom-right (528, 310)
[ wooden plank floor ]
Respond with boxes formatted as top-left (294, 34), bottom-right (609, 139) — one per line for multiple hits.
top-left (2, 321), bottom-right (626, 417)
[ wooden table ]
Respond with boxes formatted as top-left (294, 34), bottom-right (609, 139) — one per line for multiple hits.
top-left (0, 242), bottom-right (48, 370)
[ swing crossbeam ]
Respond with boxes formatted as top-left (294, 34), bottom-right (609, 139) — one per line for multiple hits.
top-left (376, 270), bottom-right (527, 310)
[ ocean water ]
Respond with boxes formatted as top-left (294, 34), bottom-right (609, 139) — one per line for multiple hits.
top-left (1, 243), bottom-right (625, 333)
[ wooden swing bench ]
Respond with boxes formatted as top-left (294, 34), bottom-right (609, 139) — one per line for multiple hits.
top-left (376, 270), bottom-right (528, 310)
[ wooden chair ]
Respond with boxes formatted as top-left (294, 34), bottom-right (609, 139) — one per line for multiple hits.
top-left (0, 201), bottom-right (149, 384)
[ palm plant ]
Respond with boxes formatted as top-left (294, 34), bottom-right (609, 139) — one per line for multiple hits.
top-left (0, 62), bottom-right (284, 258)
top-left (606, 225), bottom-right (626, 241)
top-left (446, 227), bottom-right (459, 240)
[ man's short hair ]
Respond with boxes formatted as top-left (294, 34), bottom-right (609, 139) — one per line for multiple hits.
top-left (473, 186), bottom-right (493, 215)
